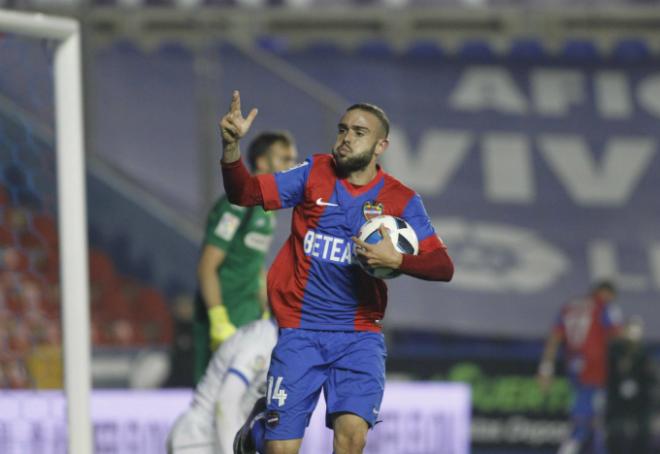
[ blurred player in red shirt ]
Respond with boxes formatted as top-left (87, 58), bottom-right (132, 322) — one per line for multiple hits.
top-left (538, 281), bottom-right (623, 454)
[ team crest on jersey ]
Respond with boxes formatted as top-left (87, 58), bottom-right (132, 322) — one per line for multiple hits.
top-left (362, 201), bottom-right (384, 220)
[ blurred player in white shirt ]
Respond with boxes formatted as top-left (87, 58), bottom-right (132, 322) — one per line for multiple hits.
top-left (167, 319), bottom-right (277, 454)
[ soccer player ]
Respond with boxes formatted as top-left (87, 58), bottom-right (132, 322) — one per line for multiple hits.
top-left (537, 281), bottom-right (623, 454)
top-left (194, 131), bottom-right (297, 383)
top-left (168, 319), bottom-right (278, 454)
top-left (220, 91), bottom-right (454, 454)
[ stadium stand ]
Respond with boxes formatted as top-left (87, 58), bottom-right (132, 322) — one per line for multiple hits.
top-left (0, 109), bottom-right (174, 389)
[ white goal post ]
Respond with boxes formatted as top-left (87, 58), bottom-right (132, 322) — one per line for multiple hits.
top-left (0, 9), bottom-right (91, 454)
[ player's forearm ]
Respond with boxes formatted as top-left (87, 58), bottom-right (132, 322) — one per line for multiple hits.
top-left (198, 268), bottom-right (224, 310)
top-left (221, 141), bottom-right (241, 164)
top-left (221, 158), bottom-right (264, 207)
top-left (259, 269), bottom-right (269, 313)
top-left (545, 333), bottom-right (561, 361)
top-left (216, 402), bottom-right (242, 454)
top-left (538, 334), bottom-right (561, 373)
top-left (215, 374), bottom-right (248, 454)
top-left (399, 247), bottom-right (454, 281)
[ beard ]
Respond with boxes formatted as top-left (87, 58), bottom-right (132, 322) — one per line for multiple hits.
top-left (332, 143), bottom-right (376, 176)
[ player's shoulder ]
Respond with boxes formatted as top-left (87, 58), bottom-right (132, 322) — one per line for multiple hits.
top-left (298, 153), bottom-right (339, 182)
top-left (309, 153), bottom-right (335, 173)
top-left (379, 171), bottom-right (420, 213)
top-left (274, 154), bottom-right (323, 179)
top-left (381, 171), bottom-right (417, 198)
top-left (311, 153), bottom-right (333, 166)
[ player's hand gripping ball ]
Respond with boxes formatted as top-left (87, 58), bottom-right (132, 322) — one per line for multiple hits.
top-left (354, 215), bottom-right (419, 279)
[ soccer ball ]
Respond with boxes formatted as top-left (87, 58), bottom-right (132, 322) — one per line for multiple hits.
top-left (354, 215), bottom-right (419, 279)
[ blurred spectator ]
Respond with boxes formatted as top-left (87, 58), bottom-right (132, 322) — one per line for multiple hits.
top-left (606, 316), bottom-right (656, 454)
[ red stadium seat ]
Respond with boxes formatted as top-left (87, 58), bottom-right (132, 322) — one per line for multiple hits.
top-left (18, 229), bottom-right (44, 249)
top-left (32, 214), bottom-right (58, 246)
top-left (0, 225), bottom-right (14, 245)
top-left (89, 248), bottom-right (116, 285)
top-left (2, 247), bottom-right (29, 272)
top-left (135, 286), bottom-right (174, 344)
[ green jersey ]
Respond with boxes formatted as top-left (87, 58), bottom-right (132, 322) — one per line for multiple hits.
top-left (201, 196), bottom-right (275, 326)
top-left (193, 196), bottom-right (276, 383)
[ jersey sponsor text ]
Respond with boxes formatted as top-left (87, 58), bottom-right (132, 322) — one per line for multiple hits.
top-left (303, 230), bottom-right (354, 265)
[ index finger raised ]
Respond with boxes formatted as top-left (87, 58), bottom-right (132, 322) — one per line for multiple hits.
top-left (230, 90), bottom-right (242, 114)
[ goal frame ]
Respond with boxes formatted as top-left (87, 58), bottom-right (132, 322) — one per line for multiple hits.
top-left (0, 9), bottom-right (91, 454)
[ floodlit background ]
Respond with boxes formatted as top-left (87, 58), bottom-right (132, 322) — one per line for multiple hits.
top-left (1, 0), bottom-right (660, 452)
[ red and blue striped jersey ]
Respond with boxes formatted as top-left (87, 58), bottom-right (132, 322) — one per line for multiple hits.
top-left (553, 296), bottom-right (622, 386)
top-left (255, 154), bottom-right (442, 332)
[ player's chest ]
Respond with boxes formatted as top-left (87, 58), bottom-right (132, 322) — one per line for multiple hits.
top-left (302, 180), bottom-right (403, 235)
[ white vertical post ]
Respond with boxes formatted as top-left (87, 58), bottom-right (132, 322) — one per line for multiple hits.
top-left (54, 26), bottom-right (93, 454)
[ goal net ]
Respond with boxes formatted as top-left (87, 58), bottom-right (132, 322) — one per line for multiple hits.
top-left (0, 10), bottom-right (91, 454)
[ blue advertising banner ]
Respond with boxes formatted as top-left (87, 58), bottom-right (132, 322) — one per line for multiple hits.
top-left (91, 44), bottom-right (660, 340)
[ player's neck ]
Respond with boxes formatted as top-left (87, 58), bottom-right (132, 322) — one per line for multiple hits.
top-left (347, 164), bottom-right (379, 186)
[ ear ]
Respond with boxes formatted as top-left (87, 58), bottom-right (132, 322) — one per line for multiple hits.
top-left (255, 155), bottom-right (269, 173)
top-left (374, 138), bottom-right (389, 157)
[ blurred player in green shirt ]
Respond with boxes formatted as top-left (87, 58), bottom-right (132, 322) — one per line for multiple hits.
top-left (194, 131), bottom-right (297, 382)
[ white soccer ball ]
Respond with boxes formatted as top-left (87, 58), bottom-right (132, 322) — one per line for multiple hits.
top-left (355, 215), bottom-right (419, 279)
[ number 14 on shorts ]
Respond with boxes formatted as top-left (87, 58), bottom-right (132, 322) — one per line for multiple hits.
top-left (267, 376), bottom-right (288, 407)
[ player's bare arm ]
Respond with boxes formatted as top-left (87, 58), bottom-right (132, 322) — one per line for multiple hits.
top-left (197, 245), bottom-right (227, 312)
top-left (353, 225), bottom-right (453, 281)
top-left (198, 245), bottom-right (237, 349)
top-left (352, 226), bottom-right (403, 269)
top-left (220, 90), bottom-right (258, 164)
top-left (219, 91), bottom-right (264, 207)
top-left (537, 331), bottom-right (562, 392)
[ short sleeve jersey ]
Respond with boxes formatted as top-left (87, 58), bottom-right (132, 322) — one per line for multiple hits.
top-left (202, 196), bottom-right (275, 326)
top-left (192, 319), bottom-right (278, 417)
top-left (255, 154), bottom-right (442, 332)
top-left (553, 296), bottom-right (623, 386)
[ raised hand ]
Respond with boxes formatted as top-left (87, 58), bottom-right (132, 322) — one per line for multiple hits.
top-left (352, 225), bottom-right (403, 269)
top-left (219, 90), bottom-right (258, 145)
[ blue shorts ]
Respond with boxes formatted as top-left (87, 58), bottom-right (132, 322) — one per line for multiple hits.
top-left (571, 382), bottom-right (604, 420)
top-left (264, 328), bottom-right (386, 441)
